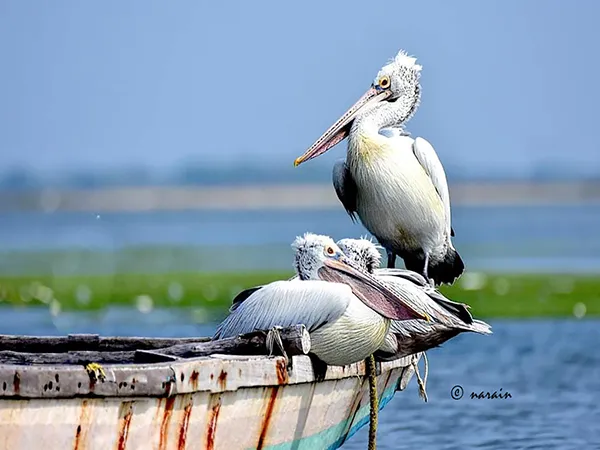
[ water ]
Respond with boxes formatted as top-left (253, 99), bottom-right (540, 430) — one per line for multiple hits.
top-left (1, 309), bottom-right (598, 449)
top-left (1, 205), bottom-right (600, 274)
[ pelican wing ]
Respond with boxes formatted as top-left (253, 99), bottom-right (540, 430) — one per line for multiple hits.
top-left (374, 268), bottom-right (428, 286)
top-left (229, 274), bottom-right (298, 312)
top-left (424, 288), bottom-right (474, 324)
top-left (389, 318), bottom-right (439, 338)
top-left (229, 286), bottom-right (265, 312)
top-left (214, 280), bottom-right (351, 339)
top-left (381, 323), bottom-right (462, 359)
top-left (378, 275), bottom-right (453, 324)
top-left (388, 315), bottom-right (491, 349)
top-left (377, 273), bottom-right (491, 357)
top-left (332, 159), bottom-right (358, 222)
top-left (411, 137), bottom-right (453, 237)
top-left (376, 268), bottom-right (473, 323)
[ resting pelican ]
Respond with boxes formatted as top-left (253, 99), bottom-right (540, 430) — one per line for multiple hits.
top-left (214, 233), bottom-right (429, 367)
top-left (294, 49), bottom-right (464, 286)
top-left (335, 237), bottom-right (492, 358)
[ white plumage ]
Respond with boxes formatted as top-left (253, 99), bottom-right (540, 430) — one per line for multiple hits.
top-left (215, 233), bottom-right (427, 366)
top-left (215, 279), bottom-right (390, 366)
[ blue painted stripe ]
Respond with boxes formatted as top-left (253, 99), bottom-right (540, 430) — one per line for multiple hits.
top-left (327, 387), bottom-right (398, 450)
top-left (261, 383), bottom-right (399, 450)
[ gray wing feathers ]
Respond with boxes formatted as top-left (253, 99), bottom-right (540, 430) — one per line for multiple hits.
top-left (229, 286), bottom-right (265, 312)
top-left (379, 276), bottom-right (489, 333)
top-left (374, 268), bottom-right (428, 286)
top-left (390, 318), bottom-right (436, 337)
top-left (214, 280), bottom-right (351, 339)
top-left (229, 274), bottom-right (298, 312)
top-left (424, 288), bottom-right (474, 324)
top-left (379, 275), bottom-right (491, 334)
top-left (470, 319), bottom-right (493, 335)
top-left (379, 276), bottom-right (453, 324)
top-left (332, 160), bottom-right (358, 222)
top-left (411, 137), bottom-right (452, 238)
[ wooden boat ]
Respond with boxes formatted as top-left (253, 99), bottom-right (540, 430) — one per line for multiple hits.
top-left (0, 325), bottom-right (420, 450)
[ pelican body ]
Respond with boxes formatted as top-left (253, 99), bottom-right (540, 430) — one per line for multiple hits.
top-left (294, 50), bottom-right (464, 286)
top-left (335, 237), bottom-right (491, 358)
top-left (214, 233), bottom-right (428, 367)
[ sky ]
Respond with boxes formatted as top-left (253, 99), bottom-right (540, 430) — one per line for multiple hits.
top-left (1, 0), bottom-right (599, 180)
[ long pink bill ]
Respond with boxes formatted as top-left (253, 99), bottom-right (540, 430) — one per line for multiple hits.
top-left (294, 87), bottom-right (392, 166)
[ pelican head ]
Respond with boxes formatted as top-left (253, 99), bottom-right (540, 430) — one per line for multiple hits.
top-left (292, 232), bottom-right (346, 280)
top-left (294, 49), bottom-right (422, 166)
top-left (336, 237), bottom-right (382, 274)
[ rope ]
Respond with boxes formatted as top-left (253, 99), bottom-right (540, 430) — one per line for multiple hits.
top-left (412, 352), bottom-right (429, 402)
top-left (266, 326), bottom-right (288, 365)
top-left (367, 354), bottom-right (378, 450)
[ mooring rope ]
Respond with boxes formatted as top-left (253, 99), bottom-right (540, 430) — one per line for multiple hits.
top-left (366, 354), bottom-right (378, 450)
top-left (412, 352), bottom-right (429, 402)
top-left (266, 326), bottom-right (288, 365)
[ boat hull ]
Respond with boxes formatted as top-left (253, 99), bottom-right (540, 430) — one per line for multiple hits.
top-left (0, 354), bottom-right (419, 450)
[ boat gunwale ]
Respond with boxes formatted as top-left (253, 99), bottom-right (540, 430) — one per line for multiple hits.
top-left (0, 352), bottom-right (416, 400)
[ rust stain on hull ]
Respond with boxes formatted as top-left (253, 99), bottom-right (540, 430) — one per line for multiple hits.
top-left (217, 370), bottom-right (227, 390)
top-left (73, 399), bottom-right (90, 450)
top-left (154, 398), bottom-right (164, 423)
top-left (256, 387), bottom-right (280, 450)
top-left (275, 359), bottom-right (288, 385)
top-left (74, 425), bottom-right (83, 450)
top-left (116, 401), bottom-right (134, 450)
top-left (177, 397), bottom-right (193, 450)
top-left (205, 396), bottom-right (222, 450)
top-left (158, 397), bottom-right (176, 450)
top-left (189, 370), bottom-right (199, 391)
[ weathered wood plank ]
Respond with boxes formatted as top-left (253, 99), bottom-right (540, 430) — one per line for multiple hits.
top-left (0, 350), bottom-right (134, 365)
top-left (0, 352), bottom-right (417, 399)
top-left (136, 324), bottom-right (311, 362)
top-left (0, 333), bottom-right (210, 353)
top-left (0, 325), bottom-right (311, 366)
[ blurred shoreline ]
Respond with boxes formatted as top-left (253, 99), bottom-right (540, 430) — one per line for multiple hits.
top-left (1, 181), bottom-right (600, 212)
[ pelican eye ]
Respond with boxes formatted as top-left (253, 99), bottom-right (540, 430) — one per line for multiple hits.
top-left (325, 246), bottom-right (336, 256)
top-left (378, 76), bottom-right (391, 89)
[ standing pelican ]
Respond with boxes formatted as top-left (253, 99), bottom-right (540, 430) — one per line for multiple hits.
top-left (214, 233), bottom-right (429, 367)
top-left (294, 49), bottom-right (464, 286)
top-left (335, 237), bottom-right (492, 358)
